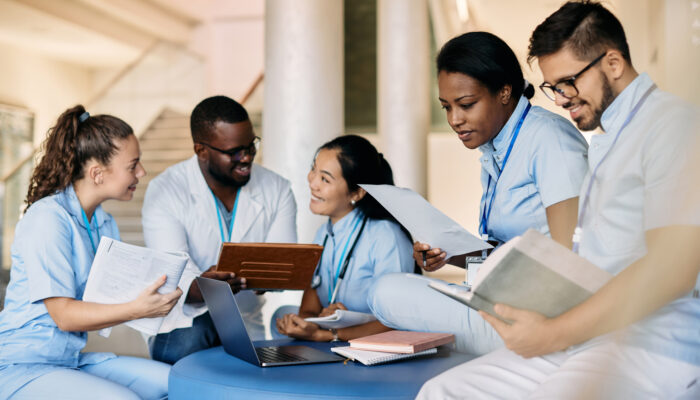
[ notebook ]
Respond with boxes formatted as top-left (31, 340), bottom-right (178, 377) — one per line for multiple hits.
top-left (349, 331), bottom-right (455, 354)
top-left (330, 346), bottom-right (438, 366)
top-left (196, 277), bottom-right (343, 367)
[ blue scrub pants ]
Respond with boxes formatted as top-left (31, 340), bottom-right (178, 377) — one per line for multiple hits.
top-left (368, 273), bottom-right (504, 355)
top-left (11, 356), bottom-right (169, 400)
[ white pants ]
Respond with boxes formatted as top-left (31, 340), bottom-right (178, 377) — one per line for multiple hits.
top-left (417, 341), bottom-right (700, 399)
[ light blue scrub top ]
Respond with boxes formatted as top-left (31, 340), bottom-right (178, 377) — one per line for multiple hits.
top-left (576, 73), bottom-right (700, 365)
top-left (0, 185), bottom-right (118, 398)
top-left (313, 208), bottom-right (414, 313)
top-left (478, 96), bottom-right (589, 243)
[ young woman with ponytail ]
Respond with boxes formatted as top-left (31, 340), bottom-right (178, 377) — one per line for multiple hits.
top-left (0, 105), bottom-right (182, 399)
top-left (275, 135), bottom-right (414, 342)
top-left (368, 32), bottom-right (590, 355)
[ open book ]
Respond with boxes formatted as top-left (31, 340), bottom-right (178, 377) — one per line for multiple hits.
top-left (305, 310), bottom-right (377, 329)
top-left (83, 237), bottom-right (188, 336)
top-left (359, 184), bottom-right (491, 259)
top-left (429, 229), bottom-right (613, 323)
top-left (348, 331), bottom-right (455, 354)
top-left (330, 346), bottom-right (438, 366)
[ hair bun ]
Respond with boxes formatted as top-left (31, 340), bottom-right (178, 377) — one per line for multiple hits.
top-left (523, 80), bottom-right (535, 100)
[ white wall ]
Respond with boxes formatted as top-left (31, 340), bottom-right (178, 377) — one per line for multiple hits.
top-left (0, 42), bottom-right (96, 146)
top-left (188, 0), bottom-right (265, 101)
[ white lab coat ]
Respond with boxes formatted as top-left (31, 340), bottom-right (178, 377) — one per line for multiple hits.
top-left (142, 155), bottom-right (297, 333)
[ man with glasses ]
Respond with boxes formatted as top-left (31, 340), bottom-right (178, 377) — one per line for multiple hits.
top-left (418, 1), bottom-right (700, 398)
top-left (142, 95), bottom-right (297, 364)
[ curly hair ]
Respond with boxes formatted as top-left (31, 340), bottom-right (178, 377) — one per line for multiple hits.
top-left (25, 105), bottom-right (133, 210)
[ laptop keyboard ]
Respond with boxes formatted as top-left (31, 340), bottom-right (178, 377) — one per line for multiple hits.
top-left (256, 346), bottom-right (308, 363)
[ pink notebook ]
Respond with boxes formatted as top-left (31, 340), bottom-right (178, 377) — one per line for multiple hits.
top-left (348, 331), bottom-right (455, 354)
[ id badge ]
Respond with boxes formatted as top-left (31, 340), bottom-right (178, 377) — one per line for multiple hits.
top-left (466, 260), bottom-right (483, 287)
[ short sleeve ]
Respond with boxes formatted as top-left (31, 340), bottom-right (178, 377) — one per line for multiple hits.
top-left (369, 221), bottom-right (414, 277)
top-left (529, 116), bottom-right (589, 208)
top-left (17, 205), bottom-right (78, 303)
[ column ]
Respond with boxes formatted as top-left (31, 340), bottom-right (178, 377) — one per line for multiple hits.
top-left (377, 0), bottom-right (431, 195)
top-left (263, 0), bottom-right (344, 242)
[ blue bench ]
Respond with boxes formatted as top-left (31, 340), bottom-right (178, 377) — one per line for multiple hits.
top-left (169, 339), bottom-right (474, 399)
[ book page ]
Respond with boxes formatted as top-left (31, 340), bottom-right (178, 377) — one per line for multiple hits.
top-left (83, 237), bottom-right (188, 335)
top-left (360, 184), bottom-right (491, 258)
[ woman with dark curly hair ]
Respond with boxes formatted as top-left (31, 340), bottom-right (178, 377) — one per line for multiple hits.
top-left (0, 105), bottom-right (181, 399)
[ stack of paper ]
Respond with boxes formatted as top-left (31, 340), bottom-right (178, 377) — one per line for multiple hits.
top-left (330, 346), bottom-right (438, 366)
top-left (305, 310), bottom-right (376, 329)
top-left (83, 237), bottom-right (188, 336)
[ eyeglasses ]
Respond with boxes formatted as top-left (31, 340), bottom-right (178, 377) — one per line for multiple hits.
top-left (197, 136), bottom-right (260, 162)
top-left (539, 52), bottom-right (606, 101)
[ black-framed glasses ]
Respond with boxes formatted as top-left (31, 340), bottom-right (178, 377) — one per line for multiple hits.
top-left (539, 52), bottom-right (606, 101)
top-left (197, 136), bottom-right (260, 162)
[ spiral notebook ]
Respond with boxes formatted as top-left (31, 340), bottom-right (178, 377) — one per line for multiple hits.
top-left (330, 346), bottom-right (438, 366)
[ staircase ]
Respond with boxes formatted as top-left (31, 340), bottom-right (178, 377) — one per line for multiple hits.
top-left (102, 109), bottom-right (194, 246)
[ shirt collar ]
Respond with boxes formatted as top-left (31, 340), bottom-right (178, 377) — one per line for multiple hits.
top-left (600, 73), bottom-right (654, 134)
top-left (479, 96), bottom-right (529, 160)
top-left (325, 207), bottom-right (363, 238)
top-left (62, 184), bottom-right (107, 229)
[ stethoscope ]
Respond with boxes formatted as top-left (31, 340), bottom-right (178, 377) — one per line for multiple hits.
top-left (310, 215), bottom-right (368, 304)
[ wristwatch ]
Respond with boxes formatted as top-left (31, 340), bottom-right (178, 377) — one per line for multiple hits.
top-left (329, 328), bottom-right (339, 342)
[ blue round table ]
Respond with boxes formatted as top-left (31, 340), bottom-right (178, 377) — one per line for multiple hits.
top-left (169, 339), bottom-right (474, 399)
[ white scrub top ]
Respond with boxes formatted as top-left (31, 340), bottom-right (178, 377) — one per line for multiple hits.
top-left (142, 156), bottom-right (297, 333)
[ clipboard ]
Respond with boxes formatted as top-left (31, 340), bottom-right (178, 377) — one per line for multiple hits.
top-left (215, 243), bottom-right (323, 290)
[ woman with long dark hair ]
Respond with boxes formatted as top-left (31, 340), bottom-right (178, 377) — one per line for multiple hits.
top-left (276, 135), bottom-right (414, 342)
top-left (0, 105), bottom-right (181, 399)
top-left (369, 32), bottom-right (589, 355)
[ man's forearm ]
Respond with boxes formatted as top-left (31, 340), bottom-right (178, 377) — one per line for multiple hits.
top-left (553, 226), bottom-right (700, 348)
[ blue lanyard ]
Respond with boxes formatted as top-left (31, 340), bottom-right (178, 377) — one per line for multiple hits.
top-left (328, 214), bottom-right (363, 304)
top-left (480, 102), bottom-right (531, 240)
top-left (573, 84), bottom-right (656, 253)
top-left (211, 188), bottom-right (241, 243)
top-left (80, 208), bottom-right (100, 254)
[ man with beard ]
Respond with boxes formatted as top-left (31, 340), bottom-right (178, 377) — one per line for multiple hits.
top-left (142, 96), bottom-right (297, 364)
top-left (417, 1), bottom-right (700, 398)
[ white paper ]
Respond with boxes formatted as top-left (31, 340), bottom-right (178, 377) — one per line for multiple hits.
top-left (330, 346), bottom-right (437, 366)
top-left (360, 184), bottom-right (492, 258)
top-left (82, 237), bottom-right (188, 336)
top-left (305, 309), bottom-right (377, 329)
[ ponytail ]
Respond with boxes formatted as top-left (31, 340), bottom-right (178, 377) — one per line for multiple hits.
top-left (318, 135), bottom-right (395, 220)
top-left (25, 105), bottom-right (133, 210)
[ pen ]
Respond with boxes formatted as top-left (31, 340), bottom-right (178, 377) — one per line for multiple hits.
top-left (422, 251), bottom-right (427, 268)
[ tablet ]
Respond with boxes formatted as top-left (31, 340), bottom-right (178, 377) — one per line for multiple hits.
top-left (215, 243), bottom-right (323, 290)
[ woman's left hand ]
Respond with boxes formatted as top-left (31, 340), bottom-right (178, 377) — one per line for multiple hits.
top-left (276, 313), bottom-right (329, 341)
top-left (480, 304), bottom-right (567, 358)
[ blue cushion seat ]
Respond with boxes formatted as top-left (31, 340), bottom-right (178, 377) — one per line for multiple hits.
top-left (169, 339), bottom-right (474, 399)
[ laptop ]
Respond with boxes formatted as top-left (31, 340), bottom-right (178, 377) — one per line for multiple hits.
top-left (196, 277), bottom-right (344, 367)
